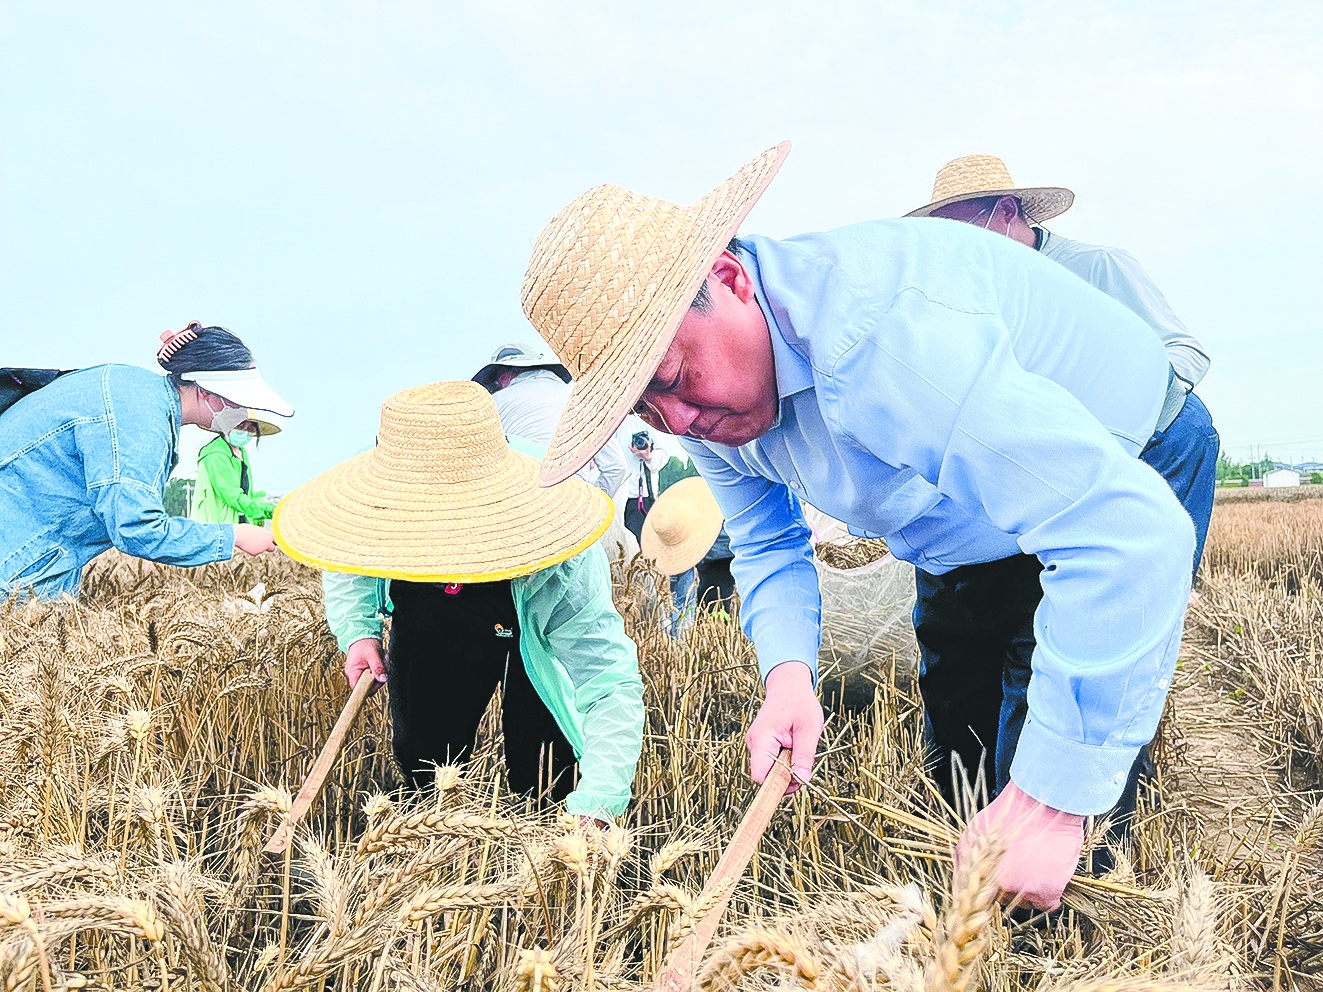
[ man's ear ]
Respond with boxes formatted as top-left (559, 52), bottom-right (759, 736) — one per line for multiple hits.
top-left (995, 195), bottom-right (1021, 223)
top-left (710, 250), bottom-right (757, 304)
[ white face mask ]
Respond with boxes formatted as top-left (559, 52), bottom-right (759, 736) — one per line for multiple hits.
top-left (201, 391), bottom-right (249, 435)
top-left (226, 429), bottom-right (254, 448)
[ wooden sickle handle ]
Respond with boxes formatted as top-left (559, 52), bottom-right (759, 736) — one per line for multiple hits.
top-left (655, 750), bottom-right (794, 991)
top-left (264, 673), bottom-right (376, 855)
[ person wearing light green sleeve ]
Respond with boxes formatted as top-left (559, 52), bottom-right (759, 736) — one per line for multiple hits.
top-left (192, 420), bottom-right (279, 525)
top-left (277, 381), bottom-right (644, 824)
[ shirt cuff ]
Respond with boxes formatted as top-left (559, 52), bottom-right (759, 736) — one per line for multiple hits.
top-left (752, 617), bottom-right (821, 686)
top-left (219, 524), bottom-right (236, 562)
top-left (337, 625), bottom-right (383, 654)
top-left (565, 788), bottom-right (628, 821)
top-left (1009, 715), bottom-right (1140, 815)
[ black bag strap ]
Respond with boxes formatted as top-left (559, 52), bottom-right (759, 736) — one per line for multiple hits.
top-left (0, 369), bottom-right (75, 418)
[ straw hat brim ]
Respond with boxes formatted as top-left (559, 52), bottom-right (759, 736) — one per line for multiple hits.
top-left (640, 477), bottom-right (725, 575)
top-left (534, 142), bottom-right (791, 487)
top-left (273, 446), bottom-right (612, 583)
top-left (905, 185), bottom-right (1074, 222)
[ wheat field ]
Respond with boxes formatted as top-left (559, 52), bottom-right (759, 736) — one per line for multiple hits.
top-left (0, 494), bottom-right (1320, 991)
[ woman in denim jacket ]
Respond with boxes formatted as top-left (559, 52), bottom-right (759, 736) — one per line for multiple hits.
top-left (0, 323), bottom-right (294, 600)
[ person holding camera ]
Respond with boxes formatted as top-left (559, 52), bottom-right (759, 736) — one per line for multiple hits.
top-left (621, 424), bottom-right (668, 544)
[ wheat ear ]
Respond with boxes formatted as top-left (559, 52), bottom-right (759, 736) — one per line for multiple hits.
top-left (924, 830), bottom-right (1001, 992)
top-left (696, 927), bottom-right (820, 991)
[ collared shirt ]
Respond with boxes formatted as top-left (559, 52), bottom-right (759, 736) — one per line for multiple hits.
top-left (683, 219), bottom-right (1194, 815)
top-left (0, 365), bottom-right (235, 598)
top-left (1038, 229), bottom-right (1210, 390)
top-left (493, 369), bottom-right (628, 497)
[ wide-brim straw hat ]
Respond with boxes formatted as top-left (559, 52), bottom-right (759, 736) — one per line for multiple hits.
top-left (471, 342), bottom-right (571, 392)
top-left (522, 141), bottom-right (792, 487)
top-left (905, 154), bottom-right (1074, 222)
top-left (273, 380), bottom-right (612, 582)
top-left (641, 476), bottom-right (724, 575)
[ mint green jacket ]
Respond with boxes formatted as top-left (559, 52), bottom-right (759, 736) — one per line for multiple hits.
top-left (321, 544), bottom-right (644, 820)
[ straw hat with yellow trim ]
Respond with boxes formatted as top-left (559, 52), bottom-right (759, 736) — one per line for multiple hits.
top-left (247, 415), bottom-right (285, 437)
top-left (521, 141), bottom-right (791, 487)
top-left (640, 476), bottom-right (725, 576)
top-left (905, 154), bottom-right (1074, 222)
top-left (273, 380), bottom-right (612, 582)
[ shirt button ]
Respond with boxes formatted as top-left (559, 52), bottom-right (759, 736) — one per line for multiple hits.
top-left (1113, 772), bottom-right (1126, 785)
top-left (789, 480), bottom-right (801, 490)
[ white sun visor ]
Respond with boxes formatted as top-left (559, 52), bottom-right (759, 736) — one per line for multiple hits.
top-left (180, 367), bottom-right (294, 417)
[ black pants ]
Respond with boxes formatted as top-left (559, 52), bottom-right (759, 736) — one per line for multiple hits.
top-left (696, 557), bottom-right (736, 608)
top-left (386, 580), bottom-right (576, 801)
top-left (914, 554), bottom-right (1152, 847)
top-left (623, 496), bottom-right (654, 544)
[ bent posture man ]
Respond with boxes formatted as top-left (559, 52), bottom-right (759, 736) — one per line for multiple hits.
top-left (908, 154), bottom-right (1218, 571)
top-left (520, 143), bottom-right (1195, 910)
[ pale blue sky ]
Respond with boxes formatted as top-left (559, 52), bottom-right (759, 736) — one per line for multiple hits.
top-left (3, 1), bottom-right (1320, 488)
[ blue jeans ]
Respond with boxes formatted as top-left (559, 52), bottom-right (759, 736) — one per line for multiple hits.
top-left (915, 391), bottom-right (1219, 833)
top-left (669, 568), bottom-right (697, 636)
top-left (1139, 390), bottom-right (1219, 580)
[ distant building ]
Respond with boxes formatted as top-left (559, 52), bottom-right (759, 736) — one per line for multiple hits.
top-left (1265, 468), bottom-right (1302, 488)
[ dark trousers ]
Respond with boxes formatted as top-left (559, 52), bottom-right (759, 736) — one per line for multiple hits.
top-left (386, 580), bottom-right (576, 801)
top-left (624, 496), bottom-right (654, 545)
top-left (916, 390), bottom-right (1219, 830)
top-left (696, 557), bottom-right (737, 608)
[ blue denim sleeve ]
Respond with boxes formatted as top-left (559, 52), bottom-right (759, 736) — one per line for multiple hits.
top-left (681, 439), bottom-right (820, 685)
top-left (76, 388), bottom-right (233, 566)
top-left (825, 292), bottom-right (1193, 815)
top-left (88, 476), bottom-right (234, 565)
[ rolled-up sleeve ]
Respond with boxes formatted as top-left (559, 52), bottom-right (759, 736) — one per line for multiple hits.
top-left (827, 294), bottom-right (1192, 815)
top-left (683, 440), bottom-right (821, 684)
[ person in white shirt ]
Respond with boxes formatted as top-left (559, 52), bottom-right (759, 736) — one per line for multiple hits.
top-left (907, 155), bottom-right (1217, 574)
top-left (618, 424), bottom-right (668, 544)
top-left (473, 343), bottom-right (628, 499)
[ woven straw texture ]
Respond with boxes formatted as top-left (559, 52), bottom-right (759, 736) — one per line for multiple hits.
top-left (273, 381), bottom-right (611, 582)
top-left (906, 154), bottom-right (1074, 221)
top-left (521, 142), bottom-right (791, 486)
top-left (641, 476), bottom-right (724, 575)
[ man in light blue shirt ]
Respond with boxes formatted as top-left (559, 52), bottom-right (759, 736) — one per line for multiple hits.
top-left (520, 143), bottom-right (1194, 910)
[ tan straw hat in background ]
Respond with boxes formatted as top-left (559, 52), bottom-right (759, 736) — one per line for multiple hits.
top-left (641, 476), bottom-right (725, 576)
top-left (905, 154), bottom-right (1074, 222)
top-left (273, 381), bottom-right (611, 582)
top-left (521, 141), bottom-right (792, 487)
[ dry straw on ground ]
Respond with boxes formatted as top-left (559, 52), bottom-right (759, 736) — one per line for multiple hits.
top-left (0, 491), bottom-right (1319, 990)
